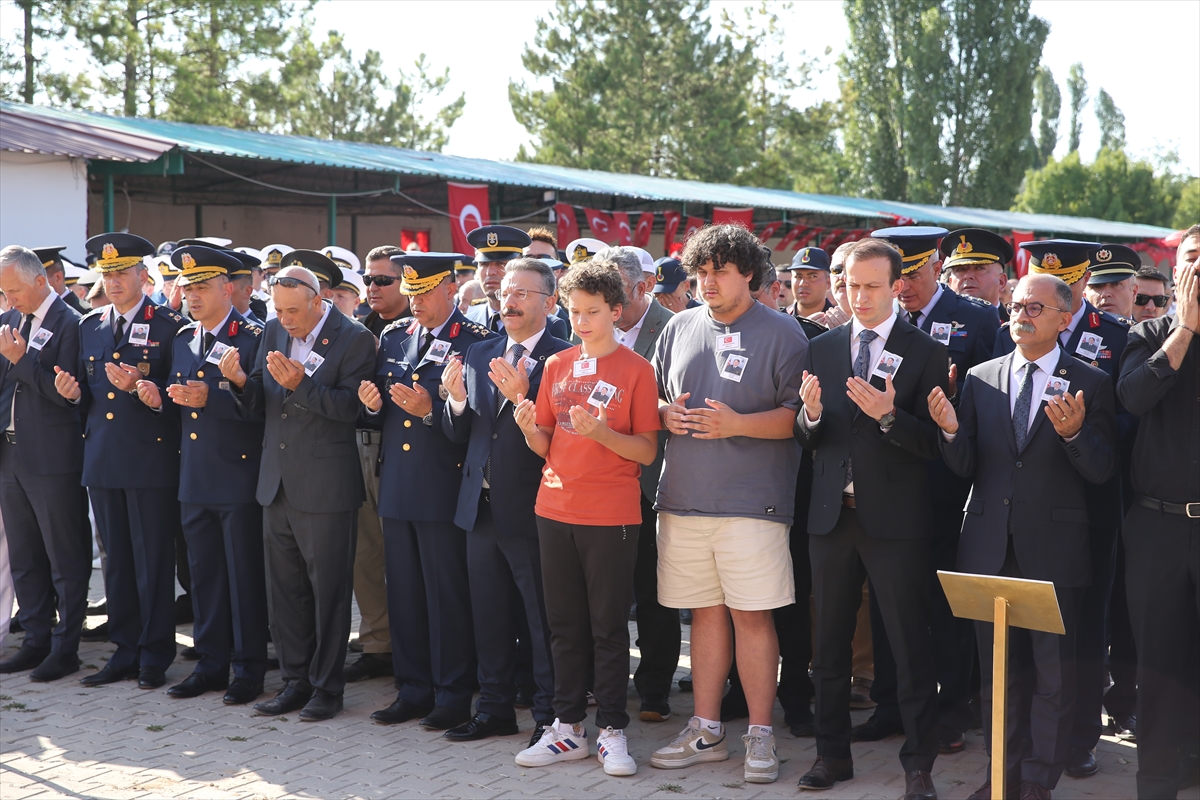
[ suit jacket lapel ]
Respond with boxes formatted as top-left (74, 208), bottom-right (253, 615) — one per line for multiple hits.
top-left (309, 305), bottom-right (343, 362)
top-left (632, 302), bottom-right (669, 360)
top-left (480, 335), bottom-right (504, 418)
top-left (0, 309), bottom-right (15, 383)
top-left (1062, 301), bottom-right (1095, 357)
top-left (1028, 347), bottom-right (1073, 443)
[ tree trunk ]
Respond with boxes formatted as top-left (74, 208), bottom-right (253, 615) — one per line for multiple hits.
top-left (22, 0), bottom-right (34, 103)
top-left (123, 0), bottom-right (139, 116)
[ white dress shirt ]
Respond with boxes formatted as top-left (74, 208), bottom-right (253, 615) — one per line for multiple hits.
top-left (1009, 346), bottom-right (1062, 432)
top-left (289, 302), bottom-right (332, 363)
top-left (449, 326), bottom-right (545, 416)
top-left (614, 297), bottom-right (652, 348)
top-left (203, 308), bottom-right (234, 340)
top-left (111, 295), bottom-right (147, 337)
top-left (6, 290), bottom-right (57, 431)
top-left (1060, 302), bottom-right (1086, 347)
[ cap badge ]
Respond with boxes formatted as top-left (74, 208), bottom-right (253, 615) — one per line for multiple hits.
top-left (572, 244), bottom-right (588, 262)
top-left (1096, 249), bottom-right (1112, 262)
top-left (267, 252), bottom-right (281, 265)
top-left (403, 264), bottom-right (418, 280)
top-left (1042, 253), bottom-right (1061, 269)
top-left (180, 253), bottom-right (196, 270)
top-left (956, 235), bottom-right (973, 254)
top-left (656, 267), bottom-right (664, 280)
top-left (486, 232), bottom-right (499, 247)
top-left (801, 249), bottom-right (810, 263)
top-left (102, 243), bottom-right (118, 260)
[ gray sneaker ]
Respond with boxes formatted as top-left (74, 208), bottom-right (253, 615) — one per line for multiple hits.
top-left (742, 728), bottom-right (778, 783)
top-left (650, 717), bottom-right (729, 769)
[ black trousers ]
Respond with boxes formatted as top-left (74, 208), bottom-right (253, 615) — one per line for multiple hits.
top-left (1104, 536), bottom-right (1138, 723)
top-left (263, 486), bottom-right (357, 695)
top-left (1070, 523), bottom-right (1118, 751)
top-left (1123, 504), bottom-right (1200, 799)
top-left (180, 502), bottom-right (269, 682)
top-left (633, 492), bottom-right (681, 702)
top-left (90, 485), bottom-right (178, 671)
top-left (810, 505), bottom-right (939, 772)
top-left (536, 515), bottom-right (638, 730)
top-left (0, 439), bottom-right (89, 654)
top-left (467, 494), bottom-right (554, 723)
top-left (977, 537), bottom-right (1083, 792)
top-left (868, 502), bottom-right (976, 733)
top-left (383, 517), bottom-right (476, 713)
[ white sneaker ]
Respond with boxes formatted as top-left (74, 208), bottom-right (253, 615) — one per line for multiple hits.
top-left (597, 727), bottom-right (637, 776)
top-left (515, 718), bottom-right (589, 767)
top-left (742, 728), bottom-right (778, 783)
top-left (650, 716), bottom-right (729, 769)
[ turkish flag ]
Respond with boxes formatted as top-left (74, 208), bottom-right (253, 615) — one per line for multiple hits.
top-left (632, 212), bottom-right (653, 248)
top-left (554, 203), bottom-right (580, 247)
top-left (415, 231), bottom-right (430, 252)
top-left (400, 230), bottom-right (417, 250)
top-left (447, 182), bottom-right (490, 256)
top-left (756, 220), bottom-right (785, 242)
top-left (583, 208), bottom-right (616, 242)
top-left (1012, 230), bottom-right (1035, 277)
top-left (711, 207), bottom-right (754, 230)
top-left (821, 229), bottom-right (848, 253)
top-left (663, 211), bottom-right (682, 254)
top-left (682, 216), bottom-right (705, 243)
top-left (775, 225), bottom-right (811, 252)
top-left (612, 212), bottom-right (634, 245)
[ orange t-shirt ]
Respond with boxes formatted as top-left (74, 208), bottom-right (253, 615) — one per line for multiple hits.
top-left (534, 344), bottom-right (661, 526)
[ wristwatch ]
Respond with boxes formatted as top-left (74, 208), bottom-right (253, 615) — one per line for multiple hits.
top-left (878, 410), bottom-right (896, 429)
top-left (422, 412), bottom-right (434, 427)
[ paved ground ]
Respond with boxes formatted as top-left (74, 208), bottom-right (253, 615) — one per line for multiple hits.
top-left (1, 572), bottom-right (1193, 799)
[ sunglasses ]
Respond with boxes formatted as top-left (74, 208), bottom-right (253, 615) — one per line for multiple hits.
top-left (268, 276), bottom-right (317, 293)
top-left (363, 274), bottom-right (399, 287)
top-left (1134, 293), bottom-right (1169, 308)
top-left (780, 280), bottom-right (792, 289)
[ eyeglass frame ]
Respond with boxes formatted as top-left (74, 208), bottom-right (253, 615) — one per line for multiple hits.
top-left (1133, 293), bottom-right (1169, 308)
top-left (1004, 300), bottom-right (1068, 318)
top-left (499, 287), bottom-right (553, 302)
top-left (268, 275), bottom-right (318, 294)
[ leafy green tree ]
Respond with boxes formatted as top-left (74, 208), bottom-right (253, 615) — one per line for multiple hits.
top-left (1172, 178), bottom-right (1200, 230)
top-left (0, 1), bottom-right (92, 107)
top-left (839, 0), bottom-right (1048, 208)
top-left (1031, 66), bottom-right (1060, 168)
top-left (1095, 88), bottom-right (1125, 153)
top-left (1066, 62), bottom-right (1087, 153)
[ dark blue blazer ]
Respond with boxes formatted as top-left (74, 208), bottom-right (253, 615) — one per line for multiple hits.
top-left (371, 309), bottom-right (493, 522)
top-left (77, 297), bottom-right (186, 488)
top-left (941, 348), bottom-right (1117, 587)
top-left (0, 296), bottom-right (83, 475)
top-left (465, 302), bottom-right (570, 341)
top-left (442, 329), bottom-right (572, 533)
top-left (170, 310), bottom-right (266, 506)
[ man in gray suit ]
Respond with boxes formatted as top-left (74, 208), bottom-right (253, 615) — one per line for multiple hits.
top-left (222, 260), bottom-right (376, 722)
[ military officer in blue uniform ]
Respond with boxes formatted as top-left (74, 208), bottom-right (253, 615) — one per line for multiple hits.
top-left (358, 251), bottom-right (493, 731)
top-left (55, 233), bottom-right (187, 690)
top-left (851, 227), bottom-right (1000, 752)
top-left (132, 245), bottom-right (270, 705)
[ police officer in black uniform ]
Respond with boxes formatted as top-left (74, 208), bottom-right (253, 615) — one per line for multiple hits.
top-left (360, 251), bottom-right (492, 731)
top-left (56, 233), bottom-right (187, 690)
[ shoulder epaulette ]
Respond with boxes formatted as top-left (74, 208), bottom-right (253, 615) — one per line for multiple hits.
top-left (153, 304), bottom-right (184, 323)
top-left (463, 321), bottom-right (490, 338)
top-left (244, 321), bottom-right (263, 337)
top-left (469, 298), bottom-right (489, 306)
top-left (82, 307), bottom-right (106, 321)
top-left (179, 320), bottom-right (201, 334)
top-left (960, 293), bottom-right (992, 308)
top-left (381, 316), bottom-right (414, 337)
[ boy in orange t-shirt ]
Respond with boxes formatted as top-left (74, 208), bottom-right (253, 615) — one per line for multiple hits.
top-left (512, 260), bottom-right (660, 777)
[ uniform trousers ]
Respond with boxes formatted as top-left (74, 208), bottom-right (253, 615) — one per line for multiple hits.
top-left (632, 492), bottom-right (681, 702)
top-left (1123, 504), bottom-right (1200, 799)
top-left (383, 517), bottom-right (476, 713)
top-left (90, 486), bottom-right (178, 670)
top-left (1103, 537), bottom-right (1138, 724)
top-left (352, 433), bottom-right (390, 654)
top-left (1070, 523), bottom-right (1118, 752)
top-left (468, 493), bottom-right (554, 722)
top-left (181, 502), bottom-right (269, 682)
top-left (263, 486), bottom-right (357, 695)
top-left (536, 515), bottom-right (638, 730)
top-left (0, 439), bottom-right (90, 654)
top-left (810, 505), bottom-right (939, 773)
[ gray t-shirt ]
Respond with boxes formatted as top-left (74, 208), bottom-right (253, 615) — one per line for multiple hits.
top-left (654, 302), bottom-right (808, 524)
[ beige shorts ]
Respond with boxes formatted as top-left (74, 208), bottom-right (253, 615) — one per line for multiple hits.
top-left (656, 513), bottom-right (795, 612)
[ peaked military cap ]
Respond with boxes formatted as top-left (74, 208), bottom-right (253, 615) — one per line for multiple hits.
top-left (565, 237), bottom-right (608, 265)
top-left (32, 246), bottom-right (66, 269)
top-left (870, 226), bottom-right (950, 274)
top-left (322, 245), bottom-right (361, 272)
top-left (259, 244), bottom-right (293, 270)
top-left (391, 252), bottom-right (464, 296)
top-left (279, 249), bottom-right (342, 289)
top-left (170, 245), bottom-right (242, 286)
top-left (85, 233), bottom-right (155, 274)
top-left (468, 225), bottom-right (532, 263)
top-left (1087, 244), bottom-right (1141, 285)
top-left (940, 228), bottom-right (1014, 269)
top-left (1021, 239), bottom-right (1101, 286)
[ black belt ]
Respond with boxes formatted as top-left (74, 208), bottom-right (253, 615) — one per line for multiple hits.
top-left (358, 430), bottom-right (381, 446)
top-left (841, 493), bottom-right (856, 509)
top-left (1136, 494), bottom-right (1200, 519)
top-left (2, 431), bottom-right (14, 445)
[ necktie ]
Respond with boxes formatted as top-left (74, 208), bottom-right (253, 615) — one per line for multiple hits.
top-left (486, 343), bottom-right (528, 484)
top-left (1013, 362), bottom-right (1037, 452)
top-left (417, 331), bottom-right (435, 361)
top-left (908, 310), bottom-right (921, 326)
top-left (203, 332), bottom-right (215, 357)
top-left (845, 328), bottom-right (879, 490)
top-left (114, 314), bottom-right (126, 342)
top-left (2, 314), bottom-right (34, 431)
top-left (489, 313), bottom-right (502, 333)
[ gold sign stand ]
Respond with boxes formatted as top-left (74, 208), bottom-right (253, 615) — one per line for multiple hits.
top-left (937, 571), bottom-right (1064, 800)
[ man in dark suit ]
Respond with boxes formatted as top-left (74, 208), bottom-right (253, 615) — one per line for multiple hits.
top-left (794, 238), bottom-right (947, 800)
top-left (359, 252), bottom-right (491, 731)
top-left (440, 256), bottom-right (571, 745)
top-left (227, 256), bottom-right (376, 721)
top-left (136, 245), bottom-right (269, 705)
top-left (933, 272), bottom-right (1117, 800)
top-left (0, 246), bottom-right (88, 681)
top-left (854, 227), bottom-right (1002, 752)
top-left (54, 233), bottom-right (186, 690)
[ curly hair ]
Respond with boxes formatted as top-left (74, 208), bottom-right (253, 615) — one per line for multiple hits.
top-left (679, 224), bottom-right (770, 292)
top-left (558, 258), bottom-right (627, 310)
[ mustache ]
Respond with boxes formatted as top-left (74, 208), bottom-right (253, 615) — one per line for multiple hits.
top-left (1012, 322), bottom-right (1037, 334)
top-left (502, 309), bottom-right (523, 317)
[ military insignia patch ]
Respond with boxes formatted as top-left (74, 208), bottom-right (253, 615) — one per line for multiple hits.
top-left (181, 253), bottom-right (196, 270)
top-left (1042, 253), bottom-right (1061, 269)
top-left (102, 243), bottom-right (118, 260)
top-left (138, 362), bottom-right (150, 376)
top-left (1096, 249), bottom-right (1112, 262)
top-left (801, 250), bottom-right (811, 263)
top-left (486, 232), bottom-right (499, 247)
top-left (403, 265), bottom-right (418, 280)
top-left (956, 235), bottom-right (973, 254)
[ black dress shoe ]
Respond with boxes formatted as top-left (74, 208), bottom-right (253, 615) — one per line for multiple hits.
top-left (0, 644), bottom-right (51, 673)
top-left (1018, 780), bottom-right (1051, 800)
top-left (938, 725), bottom-right (966, 753)
top-left (639, 696), bottom-right (672, 722)
top-left (9, 615), bottom-right (23, 632)
top-left (266, 657), bottom-right (280, 670)
top-left (223, 678), bottom-right (264, 705)
top-left (80, 662), bottom-right (139, 686)
top-left (420, 705), bottom-right (470, 730)
top-left (86, 598), bottom-right (108, 616)
top-left (443, 712), bottom-right (519, 741)
top-left (299, 689), bottom-right (343, 721)
top-left (343, 652), bottom-right (393, 682)
top-left (138, 666), bottom-right (166, 689)
top-left (528, 721), bottom-right (550, 749)
top-left (253, 683), bottom-right (313, 716)
top-left (790, 720), bottom-right (816, 737)
top-left (850, 713), bottom-right (903, 741)
top-left (514, 687), bottom-right (535, 709)
top-left (180, 646), bottom-right (199, 661)
top-left (967, 781), bottom-right (991, 800)
top-left (80, 621), bottom-right (109, 642)
top-left (371, 696), bottom-right (432, 725)
top-left (167, 672), bottom-right (228, 698)
top-left (1110, 714), bottom-right (1137, 741)
top-left (797, 755), bottom-right (854, 790)
top-left (174, 594), bottom-right (194, 624)
top-left (903, 770), bottom-right (937, 800)
top-left (1065, 747), bottom-right (1098, 778)
top-left (29, 652), bottom-right (81, 682)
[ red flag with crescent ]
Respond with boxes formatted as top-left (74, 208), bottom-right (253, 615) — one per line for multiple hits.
top-left (682, 216), bottom-right (705, 242)
top-left (632, 212), bottom-right (653, 248)
top-left (662, 211), bottom-right (682, 255)
top-left (447, 182), bottom-right (490, 256)
top-left (756, 220), bottom-right (785, 242)
top-left (612, 212), bottom-right (634, 245)
top-left (554, 204), bottom-right (580, 247)
top-left (775, 225), bottom-right (811, 252)
top-left (1011, 230), bottom-right (1035, 277)
top-left (711, 207), bottom-right (754, 230)
top-left (583, 208), bottom-right (616, 242)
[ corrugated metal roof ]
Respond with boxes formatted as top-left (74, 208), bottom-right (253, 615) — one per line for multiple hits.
top-left (0, 103), bottom-right (175, 162)
top-left (0, 101), bottom-right (1177, 239)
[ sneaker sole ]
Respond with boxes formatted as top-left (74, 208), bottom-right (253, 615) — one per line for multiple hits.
top-left (745, 769), bottom-right (778, 783)
top-left (650, 749), bottom-right (729, 769)
top-left (515, 748), bottom-right (590, 767)
top-left (639, 710), bottom-right (671, 722)
top-left (601, 758), bottom-right (638, 776)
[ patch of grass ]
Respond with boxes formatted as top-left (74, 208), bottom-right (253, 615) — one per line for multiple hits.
top-left (2, 701), bottom-right (26, 710)
top-left (721, 782), bottom-right (743, 789)
top-left (657, 784), bottom-right (684, 794)
top-left (278, 716), bottom-right (288, 722)
top-left (227, 736), bottom-right (247, 742)
top-left (146, 725), bottom-right (164, 732)
top-left (265, 726), bottom-right (278, 732)
top-left (0, 694), bottom-right (11, 701)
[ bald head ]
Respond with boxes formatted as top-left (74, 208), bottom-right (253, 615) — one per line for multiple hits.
top-left (272, 266), bottom-right (324, 340)
top-left (277, 266), bottom-right (320, 293)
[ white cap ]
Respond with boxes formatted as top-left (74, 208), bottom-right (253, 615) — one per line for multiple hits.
top-left (234, 246), bottom-right (264, 264)
top-left (322, 245), bottom-right (361, 272)
top-left (629, 247), bottom-right (656, 274)
top-left (63, 264), bottom-right (89, 285)
top-left (192, 236), bottom-right (233, 248)
top-left (260, 244), bottom-right (293, 268)
top-left (565, 237), bottom-right (608, 264)
top-left (338, 267), bottom-right (366, 301)
top-left (142, 255), bottom-right (165, 292)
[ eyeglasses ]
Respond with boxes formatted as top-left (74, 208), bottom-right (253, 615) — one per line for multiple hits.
top-left (269, 276), bottom-right (317, 294)
top-left (1134, 293), bottom-right (1169, 308)
top-left (500, 288), bottom-right (552, 301)
top-left (1004, 301), bottom-right (1067, 318)
top-left (780, 280), bottom-right (792, 289)
top-left (363, 274), bottom-right (398, 287)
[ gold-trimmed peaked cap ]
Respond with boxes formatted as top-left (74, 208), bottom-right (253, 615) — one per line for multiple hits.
top-left (169, 245), bottom-right (241, 286)
top-left (85, 233), bottom-right (155, 274)
top-left (31, 246), bottom-right (66, 270)
top-left (940, 228), bottom-right (1014, 270)
top-left (391, 252), bottom-right (464, 296)
top-left (278, 249), bottom-right (342, 289)
top-left (1021, 239), bottom-right (1100, 286)
top-left (1086, 243), bottom-right (1140, 285)
top-left (870, 226), bottom-right (949, 274)
top-left (467, 225), bottom-right (531, 263)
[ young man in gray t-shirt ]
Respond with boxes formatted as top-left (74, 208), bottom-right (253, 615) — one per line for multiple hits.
top-left (650, 225), bottom-right (808, 785)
